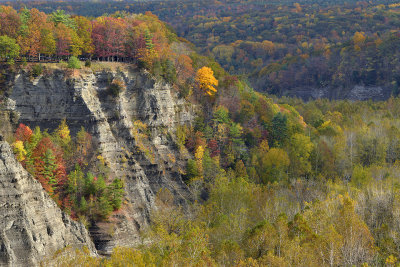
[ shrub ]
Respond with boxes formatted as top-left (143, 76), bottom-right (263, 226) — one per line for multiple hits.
top-left (68, 56), bottom-right (81, 69)
top-left (31, 64), bottom-right (43, 77)
top-left (108, 79), bottom-right (125, 97)
top-left (85, 60), bottom-right (91, 67)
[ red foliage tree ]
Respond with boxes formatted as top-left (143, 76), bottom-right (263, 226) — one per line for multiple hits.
top-left (14, 123), bottom-right (33, 143)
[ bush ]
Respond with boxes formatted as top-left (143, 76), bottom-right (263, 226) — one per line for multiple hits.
top-left (108, 79), bottom-right (125, 97)
top-left (31, 64), bottom-right (43, 77)
top-left (68, 56), bottom-right (81, 69)
top-left (85, 60), bottom-right (91, 67)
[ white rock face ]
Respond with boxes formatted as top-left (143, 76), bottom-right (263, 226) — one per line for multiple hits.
top-left (0, 141), bottom-right (96, 267)
top-left (7, 68), bottom-right (194, 254)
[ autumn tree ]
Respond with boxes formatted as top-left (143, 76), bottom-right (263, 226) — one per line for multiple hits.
top-left (196, 66), bottom-right (218, 96)
top-left (0, 6), bottom-right (21, 38)
top-left (0, 35), bottom-right (20, 63)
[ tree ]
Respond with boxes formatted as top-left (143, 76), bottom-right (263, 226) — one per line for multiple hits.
top-left (54, 23), bottom-right (72, 57)
top-left (68, 56), bottom-right (81, 69)
top-left (24, 9), bottom-right (50, 59)
top-left (289, 133), bottom-right (314, 177)
top-left (335, 195), bottom-right (375, 265)
top-left (0, 6), bottom-right (21, 38)
top-left (196, 66), bottom-right (218, 96)
top-left (49, 10), bottom-right (76, 29)
top-left (0, 35), bottom-right (20, 63)
top-left (258, 148), bottom-right (290, 183)
top-left (14, 123), bottom-right (33, 143)
top-left (12, 141), bottom-right (27, 161)
top-left (41, 149), bottom-right (58, 186)
top-left (244, 220), bottom-right (277, 258)
top-left (39, 28), bottom-right (56, 57)
top-left (269, 112), bottom-right (289, 147)
top-left (74, 16), bottom-right (93, 55)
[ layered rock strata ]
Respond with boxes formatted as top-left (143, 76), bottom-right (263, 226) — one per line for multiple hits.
top-left (0, 141), bottom-right (96, 266)
top-left (7, 67), bottom-right (193, 254)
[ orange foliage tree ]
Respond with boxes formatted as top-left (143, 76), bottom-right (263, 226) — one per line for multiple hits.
top-left (195, 66), bottom-right (218, 96)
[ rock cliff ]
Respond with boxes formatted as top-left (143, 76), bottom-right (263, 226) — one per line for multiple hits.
top-left (6, 66), bottom-right (194, 255)
top-left (0, 141), bottom-right (96, 266)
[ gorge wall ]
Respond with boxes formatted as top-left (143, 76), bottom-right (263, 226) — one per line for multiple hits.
top-left (3, 66), bottom-right (194, 256)
top-left (0, 140), bottom-right (96, 266)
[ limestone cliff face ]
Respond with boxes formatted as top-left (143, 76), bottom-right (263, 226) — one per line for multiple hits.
top-left (0, 141), bottom-right (96, 267)
top-left (7, 67), bottom-right (194, 254)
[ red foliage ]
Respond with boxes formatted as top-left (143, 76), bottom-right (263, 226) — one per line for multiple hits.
top-left (92, 17), bottom-right (127, 59)
top-left (15, 123), bottom-right (33, 143)
top-left (32, 137), bottom-right (67, 195)
top-left (208, 139), bottom-right (220, 157)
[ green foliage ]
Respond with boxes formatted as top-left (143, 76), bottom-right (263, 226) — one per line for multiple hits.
top-left (186, 159), bottom-right (198, 180)
top-left (289, 133), bottom-right (314, 177)
top-left (68, 56), bottom-right (81, 69)
top-left (213, 106), bottom-right (230, 124)
top-left (12, 122), bottom-right (123, 222)
top-left (31, 64), bottom-right (43, 78)
top-left (0, 35), bottom-right (20, 64)
top-left (50, 9), bottom-right (76, 29)
top-left (5, 4), bottom-right (400, 265)
top-left (269, 112), bottom-right (289, 147)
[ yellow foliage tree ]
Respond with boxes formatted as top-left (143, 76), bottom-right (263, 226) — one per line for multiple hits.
top-left (195, 145), bottom-right (204, 175)
top-left (195, 67), bottom-right (218, 96)
top-left (12, 140), bottom-right (27, 161)
top-left (57, 119), bottom-right (71, 143)
top-left (353, 31), bottom-right (366, 51)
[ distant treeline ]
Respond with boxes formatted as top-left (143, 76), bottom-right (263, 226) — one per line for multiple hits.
top-left (0, 6), bottom-right (176, 65)
top-left (7, 0), bottom-right (400, 94)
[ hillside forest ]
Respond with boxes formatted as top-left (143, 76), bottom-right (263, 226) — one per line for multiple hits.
top-left (10, 0), bottom-right (400, 95)
top-left (1, 3), bottom-right (400, 267)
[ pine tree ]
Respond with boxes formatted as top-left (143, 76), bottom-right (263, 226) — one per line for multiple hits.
top-left (42, 149), bottom-right (57, 186)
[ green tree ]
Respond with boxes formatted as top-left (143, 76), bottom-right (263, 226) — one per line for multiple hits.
top-left (0, 35), bottom-right (20, 64)
top-left (42, 149), bottom-right (57, 186)
top-left (289, 133), bottom-right (314, 177)
top-left (68, 56), bottom-right (81, 69)
top-left (269, 113), bottom-right (288, 147)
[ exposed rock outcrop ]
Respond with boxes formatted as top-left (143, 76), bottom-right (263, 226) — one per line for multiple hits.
top-left (0, 141), bottom-right (96, 266)
top-left (7, 67), bottom-right (194, 254)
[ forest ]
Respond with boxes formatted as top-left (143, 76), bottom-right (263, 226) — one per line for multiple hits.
top-left (7, 0), bottom-right (400, 95)
top-left (1, 3), bottom-right (400, 267)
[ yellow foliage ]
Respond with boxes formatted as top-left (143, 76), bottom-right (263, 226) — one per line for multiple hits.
top-left (57, 119), bottom-right (71, 143)
top-left (167, 153), bottom-right (176, 164)
top-left (386, 255), bottom-right (397, 265)
top-left (195, 145), bottom-right (204, 174)
top-left (294, 3), bottom-right (302, 12)
top-left (375, 38), bottom-right (383, 47)
top-left (12, 141), bottom-right (26, 161)
top-left (353, 31), bottom-right (366, 45)
top-left (97, 155), bottom-right (106, 165)
top-left (195, 66), bottom-right (218, 96)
